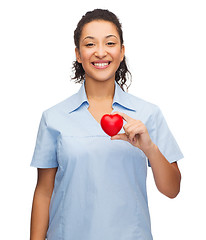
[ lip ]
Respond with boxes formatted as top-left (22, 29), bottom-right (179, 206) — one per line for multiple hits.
top-left (91, 60), bottom-right (111, 69)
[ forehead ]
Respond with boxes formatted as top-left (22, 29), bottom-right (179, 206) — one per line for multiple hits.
top-left (81, 20), bottom-right (119, 39)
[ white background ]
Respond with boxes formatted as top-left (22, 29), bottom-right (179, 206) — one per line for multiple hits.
top-left (0, 0), bottom-right (205, 239)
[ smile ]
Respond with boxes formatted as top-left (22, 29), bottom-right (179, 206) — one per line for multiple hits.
top-left (92, 61), bottom-right (111, 69)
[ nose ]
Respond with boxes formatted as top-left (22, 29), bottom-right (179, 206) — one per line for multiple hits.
top-left (94, 44), bottom-right (107, 58)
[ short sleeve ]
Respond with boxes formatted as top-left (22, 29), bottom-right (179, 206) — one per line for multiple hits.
top-left (148, 107), bottom-right (184, 167)
top-left (30, 111), bottom-right (59, 168)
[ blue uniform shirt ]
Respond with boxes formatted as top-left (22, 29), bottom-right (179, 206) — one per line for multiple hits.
top-left (30, 80), bottom-right (184, 240)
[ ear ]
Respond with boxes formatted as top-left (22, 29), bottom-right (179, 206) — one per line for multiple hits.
top-left (120, 44), bottom-right (125, 62)
top-left (75, 47), bottom-right (82, 63)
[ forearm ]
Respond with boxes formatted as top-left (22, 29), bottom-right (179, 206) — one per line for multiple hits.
top-left (145, 143), bottom-right (181, 198)
top-left (30, 187), bottom-right (51, 240)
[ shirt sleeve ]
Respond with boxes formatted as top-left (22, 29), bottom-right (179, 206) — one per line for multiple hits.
top-left (30, 111), bottom-right (59, 168)
top-left (148, 106), bottom-right (184, 167)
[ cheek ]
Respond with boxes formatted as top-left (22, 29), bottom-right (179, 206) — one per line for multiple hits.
top-left (110, 49), bottom-right (123, 61)
top-left (80, 49), bottom-right (93, 62)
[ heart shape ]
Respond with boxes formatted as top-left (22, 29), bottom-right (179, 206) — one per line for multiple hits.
top-left (100, 114), bottom-right (123, 136)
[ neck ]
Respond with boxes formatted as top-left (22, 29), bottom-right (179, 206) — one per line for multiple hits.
top-left (84, 78), bottom-right (115, 102)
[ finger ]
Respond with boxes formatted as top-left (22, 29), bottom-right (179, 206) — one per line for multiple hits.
top-left (111, 133), bottom-right (128, 141)
top-left (123, 121), bottom-right (134, 132)
top-left (127, 126), bottom-right (139, 142)
top-left (110, 111), bottom-right (133, 123)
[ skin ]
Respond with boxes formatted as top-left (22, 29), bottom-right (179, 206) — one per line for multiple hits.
top-left (30, 168), bottom-right (57, 239)
top-left (30, 19), bottom-right (181, 239)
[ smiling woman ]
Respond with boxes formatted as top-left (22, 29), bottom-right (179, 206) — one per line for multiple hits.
top-left (72, 9), bottom-right (131, 92)
top-left (30, 8), bottom-right (184, 240)
top-left (75, 20), bottom-right (125, 83)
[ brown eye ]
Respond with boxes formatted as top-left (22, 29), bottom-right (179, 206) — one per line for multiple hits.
top-left (86, 43), bottom-right (94, 47)
top-left (107, 42), bottom-right (115, 46)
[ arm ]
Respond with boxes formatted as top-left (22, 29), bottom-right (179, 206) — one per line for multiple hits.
top-left (145, 144), bottom-right (181, 198)
top-left (110, 111), bottom-right (182, 199)
top-left (30, 167), bottom-right (58, 240)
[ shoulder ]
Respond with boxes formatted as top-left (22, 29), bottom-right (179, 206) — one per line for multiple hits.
top-left (126, 91), bottom-right (160, 115)
top-left (125, 92), bottom-right (166, 132)
top-left (41, 92), bottom-right (77, 122)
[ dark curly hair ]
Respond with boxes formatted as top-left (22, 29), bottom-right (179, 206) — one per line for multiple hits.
top-left (71, 9), bottom-right (132, 92)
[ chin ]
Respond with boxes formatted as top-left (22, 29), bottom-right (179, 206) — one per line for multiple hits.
top-left (85, 73), bottom-right (116, 82)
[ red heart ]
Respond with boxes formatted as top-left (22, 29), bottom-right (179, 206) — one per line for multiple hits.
top-left (100, 114), bottom-right (123, 136)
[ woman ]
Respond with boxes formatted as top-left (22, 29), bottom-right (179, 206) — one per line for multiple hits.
top-left (30, 9), bottom-right (183, 240)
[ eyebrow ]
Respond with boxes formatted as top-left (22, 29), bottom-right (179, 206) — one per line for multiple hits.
top-left (82, 34), bottom-right (118, 42)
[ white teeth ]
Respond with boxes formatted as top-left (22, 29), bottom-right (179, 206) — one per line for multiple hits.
top-left (94, 62), bottom-right (109, 67)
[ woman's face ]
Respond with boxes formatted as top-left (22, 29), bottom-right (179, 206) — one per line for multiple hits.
top-left (75, 20), bottom-right (125, 83)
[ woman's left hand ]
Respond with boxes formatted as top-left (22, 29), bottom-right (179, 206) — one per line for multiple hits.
top-left (111, 111), bottom-right (154, 153)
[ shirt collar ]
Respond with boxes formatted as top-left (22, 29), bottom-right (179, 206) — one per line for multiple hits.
top-left (68, 80), bottom-right (136, 114)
